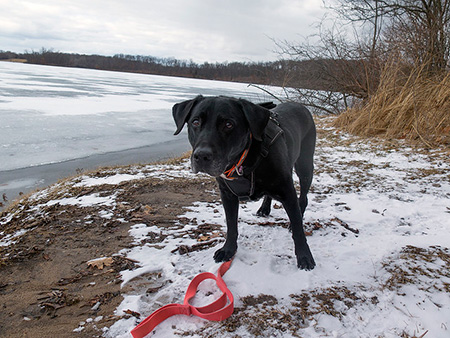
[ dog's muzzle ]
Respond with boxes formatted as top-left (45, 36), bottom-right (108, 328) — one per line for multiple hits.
top-left (191, 147), bottom-right (224, 177)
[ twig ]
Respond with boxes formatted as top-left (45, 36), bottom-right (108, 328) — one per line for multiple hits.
top-left (247, 84), bottom-right (284, 103)
top-left (171, 239), bottom-right (222, 254)
top-left (331, 217), bottom-right (359, 234)
top-left (411, 123), bottom-right (433, 148)
top-left (418, 330), bottom-right (429, 338)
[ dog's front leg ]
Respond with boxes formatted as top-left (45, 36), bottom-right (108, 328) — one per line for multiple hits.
top-left (214, 182), bottom-right (239, 262)
top-left (281, 186), bottom-right (316, 270)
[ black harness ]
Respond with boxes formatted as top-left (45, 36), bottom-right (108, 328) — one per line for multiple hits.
top-left (221, 114), bottom-right (284, 200)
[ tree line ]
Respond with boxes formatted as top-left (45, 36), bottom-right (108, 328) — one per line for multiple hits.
top-left (0, 48), bottom-right (363, 92)
top-left (0, 49), bottom-right (286, 86)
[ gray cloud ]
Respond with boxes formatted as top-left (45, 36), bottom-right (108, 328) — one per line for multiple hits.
top-left (0, 0), bottom-right (324, 62)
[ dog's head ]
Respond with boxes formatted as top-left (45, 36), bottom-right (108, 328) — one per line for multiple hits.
top-left (172, 96), bottom-right (270, 177)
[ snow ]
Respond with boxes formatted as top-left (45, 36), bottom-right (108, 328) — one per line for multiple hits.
top-left (0, 229), bottom-right (29, 247)
top-left (74, 173), bottom-right (146, 187)
top-left (45, 193), bottom-right (117, 207)
top-left (1, 63), bottom-right (449, 337)
top-left (100, 132), bottom-right (448, 338)
top-left (3, 125), bottom-right (445, 337)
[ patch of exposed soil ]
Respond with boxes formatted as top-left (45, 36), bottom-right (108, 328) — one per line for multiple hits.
top-left (0, 174), bottom-right (216, 337)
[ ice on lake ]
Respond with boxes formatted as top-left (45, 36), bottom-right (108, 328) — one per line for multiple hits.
top-left (0, 62), bottom-right (273, 172)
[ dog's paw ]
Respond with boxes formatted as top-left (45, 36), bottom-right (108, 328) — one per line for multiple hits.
top-left (214, 246), bottom-right (236, 263)
top-left (297, 255), bottom-right (316, 270)
top-left (296, 246), bottom-right (316, 271)
top-left (256, 207), bottom-right (271, 217)
top-left (256, 197), bottom-right (271, 217)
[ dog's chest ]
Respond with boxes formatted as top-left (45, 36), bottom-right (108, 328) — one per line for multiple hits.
top-left (222, 173), bottom-right (266, 201)
top-left (222, 173), bottom-right (254, 200)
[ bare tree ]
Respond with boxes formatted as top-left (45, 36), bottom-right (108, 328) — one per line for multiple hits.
top-left (328, 0), bottom-right (385, 59)
top-left (330, 0), bottom-right (450, 72)
top-left (276, 9), bottom-right (384, 114)
top-left (276, 0), bottom-right (450, 115)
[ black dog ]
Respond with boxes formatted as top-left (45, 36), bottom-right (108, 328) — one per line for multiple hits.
top-left (172, 96), bottom-right (316, 270)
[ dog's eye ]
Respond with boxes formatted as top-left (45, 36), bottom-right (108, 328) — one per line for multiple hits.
top-left (225, 121), bottom-right (234, 130)
top-left (192, 119), bottom-right (200, 127)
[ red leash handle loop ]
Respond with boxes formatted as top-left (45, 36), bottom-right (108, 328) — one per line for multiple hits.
top-left (131, 260), bottom-right (233, 338)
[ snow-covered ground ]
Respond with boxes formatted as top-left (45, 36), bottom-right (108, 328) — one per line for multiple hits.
top-left (12, 122), bottom-right (447, 337)
top-left (1, 62), bottom-right (448, 336)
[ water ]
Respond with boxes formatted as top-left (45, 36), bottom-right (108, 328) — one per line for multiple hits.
top-left (0, 62), bottom-right (274, 206)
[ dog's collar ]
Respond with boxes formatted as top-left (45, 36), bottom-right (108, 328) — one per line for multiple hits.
top-left (220, 116), bottom-right (284, 181)
top-left (221, 134), bottom-right (252, 180)
top-left (219, 116), bottom-right (284, 200)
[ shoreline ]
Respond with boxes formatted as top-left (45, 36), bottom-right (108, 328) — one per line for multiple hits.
top-left (0, 138), bottom-right (190, 211)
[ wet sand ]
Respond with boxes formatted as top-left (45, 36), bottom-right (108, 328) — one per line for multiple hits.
top-left (0, 138), bottom-right (190, 210)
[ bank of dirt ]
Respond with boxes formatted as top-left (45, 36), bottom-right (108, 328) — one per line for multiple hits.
top-left (0, 173), bottom-right (216, 337)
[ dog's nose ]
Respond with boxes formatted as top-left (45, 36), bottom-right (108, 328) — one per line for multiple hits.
top-left (193, 148), bottom-right (213, 164)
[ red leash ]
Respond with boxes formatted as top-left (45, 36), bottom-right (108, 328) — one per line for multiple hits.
top-left (131, 260), bottom-right (234, 338)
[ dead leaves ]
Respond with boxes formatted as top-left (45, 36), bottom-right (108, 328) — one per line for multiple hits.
top-left (172, 231), bottom-right (223, 255)
top-left (87, 257), bottom-right (114, 270)
top-left (37, 289), bottom-right (81, 317)
top-left (89, 291), bottom-right (120, 309)
top-left (129, 204), bottom-right (158, 223)
top-left (168, 221), bottom-right (225, 255)
top-left (198, 232), bottom-right (221, 242)
top-left (330, 217), bottom-right (359, 234)
top-left (86, 256), bottom-right (138, 275)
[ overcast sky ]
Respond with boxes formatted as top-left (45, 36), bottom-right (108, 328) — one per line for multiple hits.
top-left (1, 0), bottom-right (326, 63)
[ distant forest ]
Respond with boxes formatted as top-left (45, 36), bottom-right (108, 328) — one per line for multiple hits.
top-left (0, 49), bottom-right (291, 86)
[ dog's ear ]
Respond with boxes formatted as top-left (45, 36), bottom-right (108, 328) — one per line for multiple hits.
top-left (239, 99), bottom-right (270, 141)
top-left (257, 101), bottom-right (277, 109)
top-left (172, 95), bottom-right (204, 135)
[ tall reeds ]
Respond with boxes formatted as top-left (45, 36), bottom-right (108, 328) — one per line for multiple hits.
top-left (333, 60), bottom-right (450, 147)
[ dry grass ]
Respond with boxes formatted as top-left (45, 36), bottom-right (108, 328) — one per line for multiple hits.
top-left (334, 60), bottom-right (450, 147)
top-left (1, 59), bottom-right (27, 63)
top-left (154, 151), bottom-right (191, 165)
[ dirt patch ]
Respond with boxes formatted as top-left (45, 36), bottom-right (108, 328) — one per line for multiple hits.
top-left (0, 173), bottom-right (216, 337)
top-left (382, 245), bottom-right (450, 292)
top-left (185, 287), bottom-right (363, 338)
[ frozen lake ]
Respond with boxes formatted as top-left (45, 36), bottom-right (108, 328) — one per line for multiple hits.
top-left (0, 62), bottom-right (274, 205)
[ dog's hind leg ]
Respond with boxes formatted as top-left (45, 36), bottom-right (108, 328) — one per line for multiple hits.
top-left (295, 131), bottom-right (316, 216)
top-left (256, 195), bottom-right (272, 217)
top-left (296, 171), bottom-right (313, 216)
top-left (279, 179), bottom-right (315, 270)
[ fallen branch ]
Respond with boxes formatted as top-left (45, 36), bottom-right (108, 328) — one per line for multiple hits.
top-left (171, 239), bottom-right (222, 255)
top-left (331, 217), bottom-right (359, 234)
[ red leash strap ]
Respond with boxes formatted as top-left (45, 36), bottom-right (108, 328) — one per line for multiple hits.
top-left (131, 260), bottom-right (234, 338)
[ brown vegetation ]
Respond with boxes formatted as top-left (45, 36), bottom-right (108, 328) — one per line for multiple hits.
top-left (333, 60), bottom-right (450, 147)
top-left (279, 1), bottom-right (450, 146)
